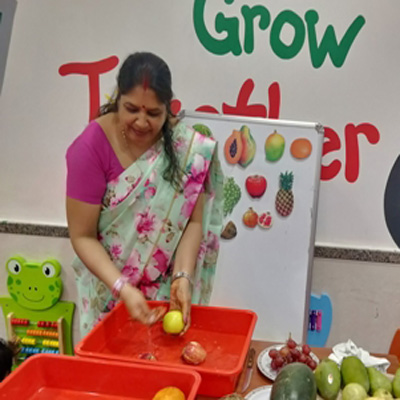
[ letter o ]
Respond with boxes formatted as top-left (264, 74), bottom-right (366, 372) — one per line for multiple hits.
top-left (270, 10), bottom-right (305, 59)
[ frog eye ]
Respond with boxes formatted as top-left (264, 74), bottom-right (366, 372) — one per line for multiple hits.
top-left (42, 263), bottom-right (56, 278)
top-left (7, 259), bottom-right (22, 275)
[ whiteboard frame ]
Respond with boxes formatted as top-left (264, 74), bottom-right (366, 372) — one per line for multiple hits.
top-left (180, 110), bottom-right (324, 342)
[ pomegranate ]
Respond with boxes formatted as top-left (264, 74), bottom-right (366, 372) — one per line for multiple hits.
top-left (258, 212), bottom-right (273, 229)
top-left (181, 341), bottom-right (207, 365)
top-left (243, 207), bottom-right (258, 228)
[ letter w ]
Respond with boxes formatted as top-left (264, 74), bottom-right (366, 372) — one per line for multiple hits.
top-left (305, 10), bottom-right (366, 68)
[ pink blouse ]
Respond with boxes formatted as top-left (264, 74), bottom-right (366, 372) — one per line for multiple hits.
top-left (66, 121), bottom-right (124, 204)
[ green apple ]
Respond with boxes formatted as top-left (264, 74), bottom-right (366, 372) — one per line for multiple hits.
top-left (162, 310), bottom-right (184, 334)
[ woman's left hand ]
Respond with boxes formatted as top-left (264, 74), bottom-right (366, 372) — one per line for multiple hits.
top-left (169, 277), bottom-right (192, 335)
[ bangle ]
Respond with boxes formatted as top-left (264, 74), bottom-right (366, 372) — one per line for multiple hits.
top-left (112, 275), bottom-right (129, 299)
top-left (171, 271), bottom-right (193, 287)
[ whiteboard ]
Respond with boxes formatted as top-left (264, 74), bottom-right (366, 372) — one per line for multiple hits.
top-left (181, 111), bottom-right (324, 342)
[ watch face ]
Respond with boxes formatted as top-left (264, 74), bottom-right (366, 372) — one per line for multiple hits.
top-left (0, 0), bottom-right (17, 94)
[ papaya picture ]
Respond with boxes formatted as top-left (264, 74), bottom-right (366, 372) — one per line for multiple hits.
top-left (224, 130), bottom-right (243, 164)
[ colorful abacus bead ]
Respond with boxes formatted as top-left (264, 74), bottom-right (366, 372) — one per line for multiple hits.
top-left (21, 338), bottom-right (36, 346)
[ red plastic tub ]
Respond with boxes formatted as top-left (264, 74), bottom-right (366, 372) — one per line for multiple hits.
top-left (0, 353), bottom-right (201, 399)
top-left (75, 301), bottom-right (257, 397)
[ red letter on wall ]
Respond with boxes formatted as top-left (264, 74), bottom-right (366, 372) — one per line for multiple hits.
top-left (321, 126), bottom-right (342, 181)
top-left (344, 123), bottom-right (380, 183)
top-left (59, 56), bottom-right (119, 121)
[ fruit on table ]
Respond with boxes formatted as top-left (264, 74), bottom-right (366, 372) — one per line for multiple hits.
top-left (258, 212), bottom-right (272, 229)
top-left (223, 177), bottom-right (241, 217)
top-left (392, 367), bottom-right (400, 397)
top-left (367, 366), bottom-right (392, 395)
top-left (219, 394), bottom-right (244, 400)
top-left (245, 175), bottom-right (267, 198)
top-left (265, 131), bottom-right (285, 162)
top-left (221, 221), bottom-right (237, 239)
top-left (372, 388), bottom-right (393, 399)
top-left (242, 208), bottom-right (258, 228)
top-left (181, 341), bottom-right (207, 365)
top-left (269, 335), bottom-right (317, 373)
top-left (290, 138), bottom-right (312, 159)
top-left (271, 362), bottom-right (317, 400)
top-left (152, 386), bottom-right (186, 400)
top-left (224, 130), bottom-right (243, 164)
top-left (341, 356), bottom-right (370, 393)
top-left (342, 383), bottom-right (368, 400)
top-left (163, 310), bottom-right (184, 334)
top-left (314, 358), bottom-right (341, 400)
top-left (238, 125), bottom-right (256, 167)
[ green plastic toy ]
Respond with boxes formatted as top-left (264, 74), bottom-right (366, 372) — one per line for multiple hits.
top-left (0, 256), bottom-right (75, 362)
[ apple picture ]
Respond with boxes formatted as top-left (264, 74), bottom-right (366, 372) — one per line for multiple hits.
top-left (245, 175), bottom-right (267, 198)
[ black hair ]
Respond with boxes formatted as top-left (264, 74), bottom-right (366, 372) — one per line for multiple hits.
top-left (99, 52), bottom-right (182, 189)
top-left (0, 339), bottom-right (15, 381)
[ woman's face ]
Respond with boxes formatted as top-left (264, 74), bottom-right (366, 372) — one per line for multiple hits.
top-left (117, 85), bottom-right (168, 147)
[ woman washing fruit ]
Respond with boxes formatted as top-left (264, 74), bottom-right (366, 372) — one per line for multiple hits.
top-left (66, 52), bottom-right (224, 337)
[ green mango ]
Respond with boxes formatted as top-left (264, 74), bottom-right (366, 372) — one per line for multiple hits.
top-left (392, 367), bottom-right (400, 398)
top-left (367, 367), bottom-right (392, 395)
top-left (314, 359), bottom-right (341, 400)
top-left (341, 356), bottom-right (370, 393)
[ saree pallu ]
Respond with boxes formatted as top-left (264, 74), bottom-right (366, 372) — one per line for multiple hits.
top-left (72, 122), bottom-right (224, 337)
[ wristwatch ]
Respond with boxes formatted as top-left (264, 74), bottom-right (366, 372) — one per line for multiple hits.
top-left (171, 271), bottom-right (193, 287)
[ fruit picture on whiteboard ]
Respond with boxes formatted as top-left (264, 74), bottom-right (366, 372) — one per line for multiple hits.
top-left (223, 177), bottom-right (241, 217)
top-left (223, 126), bottom-right (256, 167)
top-left (258, 212), bottom-right (273, 229)
top-left (276, 172), bottom-right (294, 217)
top-left (243, 207), bottom-right (258, 228)
top-left (290, 138), bottom-right (312, 159)
top-left (265, 131), bottom-right (285, 162)
top-left (245, 174), bottom-right (267, 198)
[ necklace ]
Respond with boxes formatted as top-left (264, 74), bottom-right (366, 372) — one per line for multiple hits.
top-left (121, 129), bottom-right (139, 162)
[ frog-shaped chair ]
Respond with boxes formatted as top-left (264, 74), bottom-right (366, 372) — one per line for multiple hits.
top-left (0, 256), bottom-right (75, 362)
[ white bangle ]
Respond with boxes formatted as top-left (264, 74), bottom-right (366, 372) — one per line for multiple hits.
top-left (171, 271), bottom-right (193, 287)
top-left (112, 276), bottom-right (129, 299)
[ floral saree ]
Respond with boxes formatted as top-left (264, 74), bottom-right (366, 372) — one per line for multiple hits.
top-left (72, 122), bottom-right (224, 337)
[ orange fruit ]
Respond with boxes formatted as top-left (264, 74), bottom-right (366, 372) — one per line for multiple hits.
top-left (290, 138), bottom-right (312, 159)
top-left (152, 387), bottom-right (186, 400)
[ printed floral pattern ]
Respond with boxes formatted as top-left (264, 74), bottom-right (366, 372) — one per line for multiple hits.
top-left (72, 122), bottom-right (224, 337)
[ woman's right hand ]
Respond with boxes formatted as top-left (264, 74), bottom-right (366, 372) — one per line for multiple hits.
top-left (120, 284), bottom-right (166, 325)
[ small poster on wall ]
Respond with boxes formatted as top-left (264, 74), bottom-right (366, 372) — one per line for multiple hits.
top-left (0, 0), bottom-right (17, 94)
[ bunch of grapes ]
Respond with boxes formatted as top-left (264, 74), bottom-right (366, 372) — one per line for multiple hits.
top-left (269, 336), bottom-right (317, 372)
top-left (223, 177), bottom-right (241, 217)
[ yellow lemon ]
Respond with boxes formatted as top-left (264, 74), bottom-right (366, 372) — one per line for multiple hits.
top-left (163, 310), bottom-right (184, 334)
top-left (153, 387), bottom-right (186, 400)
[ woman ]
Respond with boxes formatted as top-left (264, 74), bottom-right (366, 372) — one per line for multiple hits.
top-left (66, 52), bottom-right (223, 338)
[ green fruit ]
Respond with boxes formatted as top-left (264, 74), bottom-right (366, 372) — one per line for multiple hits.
top-left (271, 362), bottom-right (317, 400)
top-left (193, 123), bottom-right (213, 138)
top-left (373, 388), bottom-right (393, 399)
top-left (342, 383), bottom-right (368, 400)
top-left (392, 367), bottom-right (400, 398)
top-left (341, 356), bottom-right (370, 393)
top-left (265, 131), bottom-right (285, 162)
top-left (314, 359), bottom-right (341, 400)
top-left (367, 367), bottom-right (392, 395)
top-left (223, 177), bottom-right (241, 217)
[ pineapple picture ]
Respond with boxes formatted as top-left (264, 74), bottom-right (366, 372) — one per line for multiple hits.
top-left (275, 171), bottom-right (294, 217)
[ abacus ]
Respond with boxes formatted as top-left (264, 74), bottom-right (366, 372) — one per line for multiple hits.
top-left (6, 312), bottom-right (65, 362)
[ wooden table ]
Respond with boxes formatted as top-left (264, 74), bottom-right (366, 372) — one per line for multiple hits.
top-left (199, 340), bottom-right (399, 399)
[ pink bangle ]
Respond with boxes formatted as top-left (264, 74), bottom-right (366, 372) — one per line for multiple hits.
top-left (112, 276), bottom-right (129, 299)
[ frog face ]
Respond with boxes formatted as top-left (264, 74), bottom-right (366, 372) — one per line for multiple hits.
top-left (6, 256), bottom-right (63, 310)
